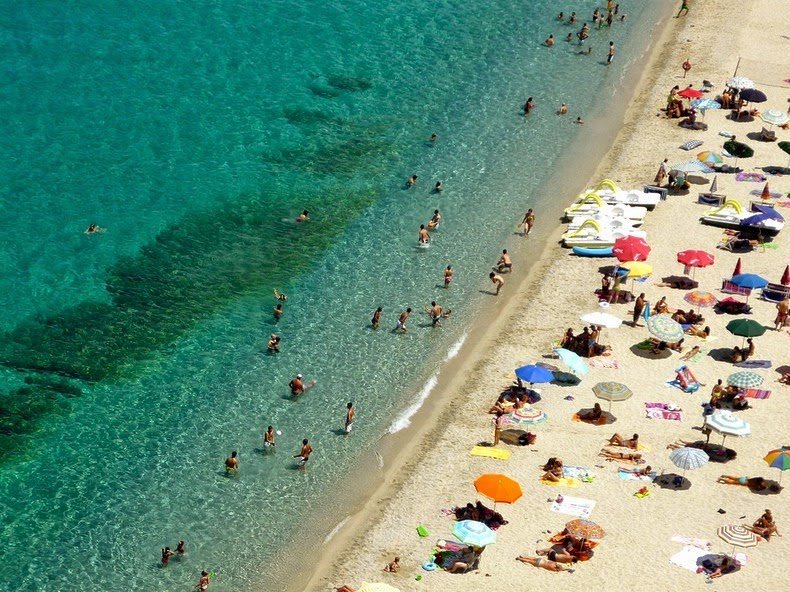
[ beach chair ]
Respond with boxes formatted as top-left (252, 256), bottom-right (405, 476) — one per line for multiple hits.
top-left (697, 193), bottom-right (725, 206)
top-left (760, 127), bottom-right (777, 142)
top-left (761, 282), bottom-right (790, 303)
top-left (643, 185), bottom-right (668, 201)
top-left (717, 236), bottom-right (753, 253)
top-left (720, 279), bottom-right (752, 296)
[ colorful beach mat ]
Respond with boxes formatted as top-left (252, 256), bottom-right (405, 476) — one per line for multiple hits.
top-left (741, 388), bottom-right (771, 400)
top-left (550, 495), bottom-right (595, 518)
top-left (734, 359), bottom-right (771, 369)
top-left (618, 469), bottom-right (656, 482)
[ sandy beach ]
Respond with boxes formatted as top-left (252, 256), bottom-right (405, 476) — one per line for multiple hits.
top-left (306, 2), bottom-right (789, 591)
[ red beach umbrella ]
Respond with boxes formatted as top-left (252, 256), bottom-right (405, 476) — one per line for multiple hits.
top-left (761, 183), bottom-right (771, 200)
top-left (678, 87), bottom-right (703, 99)
top-left (613, 236), bottom-right (651, 262)
top-left (677, 250), bottom-right (714, 267)
top-left (781, 265), bottom-right (790, 286)
top-left (732, 257), bottom-right (742, 277)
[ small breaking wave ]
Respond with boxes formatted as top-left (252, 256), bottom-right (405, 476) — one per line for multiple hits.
top-left (444, 332), bottom-right (468, 361)
top-left (387, 373), bottom-right (438, 434)
top-left (324, 516), bottom-right (350, 544)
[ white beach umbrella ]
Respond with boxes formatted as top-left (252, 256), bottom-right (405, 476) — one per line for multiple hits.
top-left (580, 311), bottom-right (623, 329)
top-left (705, 411), bottom-right (750, 445)
top-left (726, 76), bottom-right (754, 90)
top-left (760, 109), bottom-right (789, 127)
top-left (669, 447), bottom-right (709, 476)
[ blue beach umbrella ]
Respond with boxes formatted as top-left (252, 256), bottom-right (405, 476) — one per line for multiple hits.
top-left (730, 273), bottom-right (768, 290)
top-left (515, 364), bottom-right (553, 385)
top-left (554, 348), bottom-right (590, 376)
top-left (691, 98), bottom-right (721, 111)
top-left (452, 520), bottom-right (497, 547)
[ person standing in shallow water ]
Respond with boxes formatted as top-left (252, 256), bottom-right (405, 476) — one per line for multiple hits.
top-left (225, 450), bottom-right (239, 475)
top-left (521, 208), bottom-right (535, 236)
top-left (489, 272), bottom-right (505, 296)
top-left (344, 402), bottom-right (355, 434)
top-left (523, 97), bottom-right (535, 116)
top-left (444, 265), bottom-right (453, 288)
top-left (371, 306), bottom-right (382, 329)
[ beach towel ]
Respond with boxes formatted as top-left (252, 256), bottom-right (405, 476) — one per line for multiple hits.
top-left (550, 495), bottom-right (595, 519)
top-left (671, 535), bottom-right (712, 550)
top-left (679, 139), bottom-right (703, 151)
top-left (470, 446), bottom-right (512, 460)
top-left (618, 469), bottom-right (656, 482)
top-left (572, 413), bottom-right (608, 426)
top-left (718, 130), bottom-right (734, 138)
top-left (670, 545), bottom-right (708, 573)
top-left (735, 172), bottom-right (766, 182)
top-left (588, 357), bottom-right (620, 369)
top-left (741, 388), bottom-right (771, 400)
top-left (540, 477), bottom-right (581, 488)
top-left (563, 465), bottom-right (594, 481)
top-left (734, 359), bottom-right (771, 369)
top-left (684, 349), bottom-right (707, 363)
top-left (633, 490), bottom-right (650, 498)
top-left (778, 201), bottom-right (790, 208)
top-left (645, 403), bottom-right (684, 421)
top-left (636, 339), bottom-right (653, 350)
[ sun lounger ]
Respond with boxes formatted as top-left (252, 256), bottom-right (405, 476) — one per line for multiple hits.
top-left (720, 279), bottom-right (752, 296)
top-left (717, 236), bottom-right (754, 253)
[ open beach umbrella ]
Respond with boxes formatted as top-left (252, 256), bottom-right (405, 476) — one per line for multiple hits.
top-left (738, 88), bottom-right (767, 103)
top-left (760, 109), bottom-right (789, 127)
top-left (592, 382), bottom-right (632, 412)
top-left (613, 236), bottom-right (650, 262)
top-left (670, 160), bottom-right (714, 174)
top-left (474, 474), bottom-right (523, 505)
top-left (509, 407), bottom-right (547, 425)
top-left (691, 98), bottom-right (721, 111)
top-left (684, 290), bottom-right (717, 312)
top-left (763, 446), bottom-right (790, 483)
top-left (730, 273), bottom-right (768, 303)
top-left (725, 319), bottom-right (766, 346)
top-left (619, 261), bottom-right (653, 278)
top-left (781, 265), bottom-right (789, 286)
top-left (514, 364), bottom-right (553, 385)
top-left (726, 76), bottom-right (754, 90)
top-left (669, 447), bottom-right (709, 476)
top-left (706, 411), bottom-right (751, 446)
top-left (678, 87), bottom-right (703, 99)
top-left (565, 519), bottom-right (605, 540)
top-left (452, 520), bottom-right (497, 547)
top-left (359, 584), bottom-right (401, 592)
top-left (696, 151), bottom-right (723, 166)
top-left (677, 249), bottom-right (714, 279)
top-left (580, 312), bottom-right (622, 329)
top-left (554, 348), bottom-right (590, 376)
top-left (726, 371), bottom-right (764, 389)
top-left (717, 525), bottom-right (758, 554)
top-left (646, 314), bottom-right (684, 343)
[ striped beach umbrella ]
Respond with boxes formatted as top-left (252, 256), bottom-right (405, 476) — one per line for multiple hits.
top-left (452, 520), bottom-right (497, 547)
top-left (670, 160), bottom-right (715, 174)
top-left (508, 407), bottom-right (547, 425)
top-left (726, 371), bottom-right (764, 389)
top-left (761, 109), bottom-right (789, 127)
top-left (593, 382), bottom-right (632, 412)
top-left (669, 447), bottom-right (709, 476)
top-left (691, 98), bottom-right (721, 112)
top-left (764, 446), bottom-right (790, 483)
top-left (646, 314), bottom-right (684, 343)
top-left (697, 151), bottom-right (723, 166)
top-left (717, 525), bottom-right (758, 551)
top-left (706, 411), bottom-right (750, 446)
top-left (565, 519), bottom-right (605, 540)
top-left (684, 290), bottom-right (717, 312)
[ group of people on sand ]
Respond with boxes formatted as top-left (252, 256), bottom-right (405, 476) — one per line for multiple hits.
top-left (559, 326), bottom-right (612, 357)
top-left (708, 378), bottom-right (751, 411)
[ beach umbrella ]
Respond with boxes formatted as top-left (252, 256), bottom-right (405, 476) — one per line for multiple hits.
top-left (732, 258), bottom-right (742, 277)
top-left (738, 88), bottom-right (767, 103)
top-left (781, 265), bottom-right (789, 286)
top-left (670, 160), bottom-right (715, 174)
top-left (741, 205), bottom-right (784, 229)
top-left (726, 76), bottom-right (754, 90)
top-left (474, 474), bottom-right (523, 505)
top-left (580, 312), bottom-right (622, 329)
top-left (554, 348), bottom-right (590, 376)
top-left (726, 371), bottom-right (764, 389)
top-left (760, 109), bottom-right (789, 127)
top-left (678, 87), bottom-right (703, 99)
top-left (669, 447), bottom-right (709, 477)
top-left (691, 98), bottom-right (721, 111)
top-left (706, 411), bottom-right (751, 446)
top-left (684, 290), bottom-right (717, 312)
top-left (359, 584), bottom-right (401, 592)
top-left (763, 446), bottom-right (790, 483)
top-left (613, 236), bottom-right (651, 262)
top-left (619, 261), bottom-right (653, 278)
top-left (708, 175), bottom-right (719, 194)
top-left (452, 520), bottom-right (497, 547)
top-left (514, 364), bottom-right (553, 385)
top-left (696, 151), bottom-right (723, 166)
top-left (730, 273), bottom-right (768, 303)
top-left (677, 249), bottom-right (714, 279)
top-left (592, 381), bottom-right (633, 412)
top-left (726, 319), bottom-right (766, 345)
top-left (509, 407), bottom-right (547, 425)
top-left (717, 525), bottom-right (758, 554)
top-left (565, 519), bottom-right (605, 540)
top-left (646, 314), bottom-right (684, 343)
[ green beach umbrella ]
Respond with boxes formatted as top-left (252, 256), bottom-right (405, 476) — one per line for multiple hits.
top-left (726, 318), bottom-right (766, 346)
top-left (726, 371), bottom-right (763, 389)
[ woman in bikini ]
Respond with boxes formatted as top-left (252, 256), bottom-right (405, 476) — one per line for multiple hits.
top-left (600, 449), bottom-right (643, 462)
top-left (516, 555), bottom-right (571, 572)
top-left (608, 433), bottom-right (639, 449)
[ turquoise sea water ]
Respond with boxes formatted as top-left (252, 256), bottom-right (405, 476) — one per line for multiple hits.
top-left (0, 1), bottom-right (666, 590)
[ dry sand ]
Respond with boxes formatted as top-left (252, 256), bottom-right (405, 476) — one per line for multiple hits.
top-left (307, 2), bottom-right (789, 591)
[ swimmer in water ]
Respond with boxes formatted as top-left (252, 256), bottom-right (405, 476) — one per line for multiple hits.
top-left (524, 97), bottom-right (535, 115)
top-left (444, 265), bottom-right (453, 288)
top-left (406, 174), bottom-right (418, 187)
top-left (161, 547), bottom-right (175, 567)
top-left (429, 133), bottom-right (437, 143)
top-left (489, 272), bottom-right (505, 296)
top-left (225, 450), bottom-right (239, 475)
top-left (396, 308), bottom-right (412, 332)
top-left (427, 209), bottom-right (441, 229)
top-left (273, 303), bottom-right (283, 321)
top-left (575, 116), bottom-right (584, 124)
top-left (344, 402), bottom-right (355, 434)
top-left (294, 438), bottom-right (313, 470)
top-left (545, 34), bottom-right (555, 47)
top-left (264, 425), bottom-right (276, 449)
top-left (418, 224), bottom-right (431, 245)
top-left (267, 334), bottom-right (281, 353)
top-left (296, 210), bottom-right (309, 223)
top-left (426, 301), bottom-right (444, 327)
top-left (433, 181), bottom-right (443, 193)
top-left (289, 374), bottom-right (305, 396)
top-left (565, 32), bottom-right (573, 42)
top-left (568, 12), bottom-right (577, 24)
top-left (197, 570), bottom-right (211, 591)
top-left (558, 103), bottom-right (568, 115)
top-left (176, 540), bottom-right (186, 557)
top-left (273, 289), bottom-right (287, 302)
top-left (371, 306), bottom-right (382, 329)
top-left (84, 223), bottom-right (104, 234)
top-left (557, 12), bottom-right (564, 21)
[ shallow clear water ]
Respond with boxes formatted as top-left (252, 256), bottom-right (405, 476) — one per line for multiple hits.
top-left (0, 1), bottom-right (665, 590)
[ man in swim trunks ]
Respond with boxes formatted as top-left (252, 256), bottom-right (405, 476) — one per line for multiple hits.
top-left (496, 249), bottom-right (512, 273)
top-left (289, 374), bottom-right (305, 396)
top-left (264, 425), bottom-right (276, 449)
top-left (632, 293), bottom-right (646, 326)
top-left (775, 296), bottom-right (789, 330)
top-left (396, 308), bottom-right (412, 332)
top-left (273, 303), bottom-right (283, 321)
top-left (225, 450), bottom-right (239, 474)
top-left (371, 306), bottom-right (382, 329)
top-left (444, 265), bottom-right (453, 288)
top-left (426, 301), bottom-right (444, 326)
top-left (607, 41), bottom-right (615, 65)
top-left (418, 224), bottom-right (431, 245)
top-left (197, 570), bottom-right (211, 591)
top-left (176, 540), bottom-right (186, 556)
top-left (294, 439), bottom-right (313, 469)
top-left (489, 272), bottom-right (505, 295)
top-left (344, 402), bottom-right (355, 434)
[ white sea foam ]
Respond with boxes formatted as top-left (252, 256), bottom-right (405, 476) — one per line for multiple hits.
top-left (387, 373), bottom-right (439, 434)
top-left (324, 516), bottom-right (350, 544)
top-left (444, 332), bottom-right (468, 361)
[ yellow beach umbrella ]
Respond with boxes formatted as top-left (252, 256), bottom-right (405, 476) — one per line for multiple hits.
top-left (620, 261), bottom-right (653, 278)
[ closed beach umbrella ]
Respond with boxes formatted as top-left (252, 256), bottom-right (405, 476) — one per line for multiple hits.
top-left (565, 519), bottom-right (605, 540)
top-left (474, 474), bottom-right (522, 505)
top-left (760, 109), bottom-right (789, 127)
top-left (684, 290), bottom-right (717, 312)
top-left (359, 584), bottom-right (401, 592)
top-left (669, 447), bottom-right (709, 476)
top-left (554, 348), bottom-right (590, 375)
top-left (726, 76), bottom-right (754, 90)
top-left (452, 520), bottom-right (497, 547)
top-left (726, 371), bottom-right (763, 389)
top-left (613, 235), bottom-right (651, 262)
top-left (717, 525), bottom-right (758, 554)
top-left (738, 88), bottom-right (767, 103)
top-left (509, 407), bottom-right (547, 425)
top-left (670, 160), bottom-right (714, 174)
top-left (732, 257), bottom-right (742, 277)
top-left (725, 319), bottom-right (766, 346)
top-left (781, 265), bottom-right (789, 286)
top-left (514, 364), bottom-right (553, 385)
top-left (706, 411), bottom-right (751, 446)
top-left (647, 314), bottom-right (684, 343)
top-left (593, 381), bottom-right (633, 412)
top-left (696, 151), bottom-right (723, 166)
top-left (764, 446), bottom-right (790, 483)
top-left (708, 175), bottom-right (719, 194)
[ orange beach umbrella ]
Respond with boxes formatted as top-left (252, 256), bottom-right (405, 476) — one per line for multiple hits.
top-left (474, 473), bottom-right (523, 504)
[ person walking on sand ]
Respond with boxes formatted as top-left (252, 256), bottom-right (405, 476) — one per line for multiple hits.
top-left (493, 410), bottom-right (505, 445)
top-left (489, 272), bottom-right (505, 296)
top-left (654, 158), bottom-right (669, 186)
top-left (371, 306), bottom-right (383, 329)
top-left (294, 438), bottom-right (313, 469)
top-left (444, 265), bottom-right (453, 288)
top-left (775, 296), bottom-right (789, 330)
top-left (418, 224), bottom-right (431, 245)
top-left (607, 41), bottom-right (615, 65)
top-left (521, 208), bottom-right (535, 235)
top-left (225, 450), bottom-right (239, 475)
top-left (396, 308), bottom-right (412, 332)
top-left (633, 293), bottom-right (646, 327)
top-left (344, 402), bottom-right (355, 434)
top-left (676, 0), bottom-right (690, 17)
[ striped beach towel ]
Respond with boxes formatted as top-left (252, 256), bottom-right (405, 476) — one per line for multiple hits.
top-left (741, 388), bottom-right (771, 399)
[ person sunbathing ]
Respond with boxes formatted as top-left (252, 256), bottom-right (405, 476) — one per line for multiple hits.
top-left (447, 546), bottom-right (480, 573)
top-left (671, 310), bottom-right (687, 323)
top-left (383, 557), bottom-right (400, 572)
top-left (621, 464), bottom-right (653, 477)
top-left (686, 325), bottom-right (710, 339)
top-left (685, 309), bottom-right (703, 324)
top-left (729, 346), bottom-right (743, 363)
top-left (535, 547), bottom-right (579, 564)
top-left (578, 403), bottom-right (603, 421)
top-left (542, 465), bottom-right (563, 482)
top-left (516, 555), bottom-right (571, 572)
top-left (717, 475), bottom-right (782, 493)
top-left (599, 449), bottom-right (643, 462)
top-left (680, 345), bottom-right (701, 361)
top-left (666, 338), bottom-right (685, 352)
top-left (707, 556), bottom-right (737, 579)
top-left (543, 457), bottom-right (563, 472)
top-left (608, 432), bottom-right (639, 449)
top-left (747, 509), bottom-right (781, 540)
top-left (652, 296), bottom-right (669, 314)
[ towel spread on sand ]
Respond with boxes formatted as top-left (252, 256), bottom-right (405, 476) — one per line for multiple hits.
top-left (741, 388), bottom-right (771, 400)
top-left (618, 470), bottom-right (656, 482)
top-left (685, 350), bottom-right (707, 362)
top-left (588, 357), bottom-right (619, 369)
top-left (664, 379), bottom-right (685, 391)
top-left (645, 403), bottom-right (683, 421)
top-left (540, 477), bottom-right (581, 488)
top-left (633, 490), bottom-right (650, 498)
top-left (735, 172), bottom-right (766, 182)
top-left (671, 535), bottom-right (712, 550)
top-left (563, 465), bottom-right (594, 480)
top-left (550, 495), bottom-right (595, 518)
top-left (670, 546), bottom-right (708, 572)
top-left (470, 446), bottom-right (512, 460)
top-left (572, 412), bottom-right (608, 425)
top-left (734, 359), bottom-right (772, 369)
